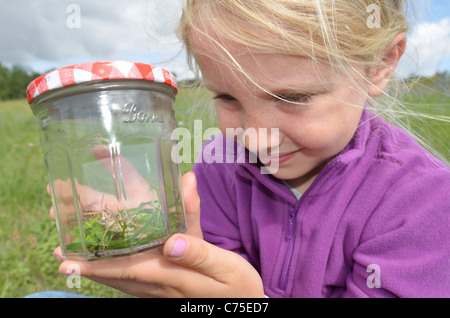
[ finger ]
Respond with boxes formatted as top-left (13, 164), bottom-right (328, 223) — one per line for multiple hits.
top-left (54, 248), bottom-right (202, 298)
top-left (55, 246), bottom-right (163, 277)
top-left (182, 172), bottom-right (200, 216)
top-left (91, 145), bottom-right (153, 207)
top-left (53, 179), bottom-right (74, 204)
top-left (92, 145), bottom-right (148, 186)
top-left (50, 206), bottom-right (55, 221)
top-left (54, 247), bottom-right (189, 297)
top-left (47, 184), bottom-right (56, 221)
top-left (163, 235), bottom-right (264, 297)
top-left (164, 234), bottom-right (241, 281)
top-left (181, 172), bottom-right (202, 238)
top-left (53, 246), bottom-right (64, 261)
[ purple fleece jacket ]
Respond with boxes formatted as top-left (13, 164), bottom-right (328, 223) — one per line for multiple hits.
top-left (192, 110), bottom-right (450, 298)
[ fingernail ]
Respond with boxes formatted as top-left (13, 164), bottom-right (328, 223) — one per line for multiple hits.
top-left (53, 253), bottom-right (65, 262)
top-left (168, 237), bottom-right (186, 258)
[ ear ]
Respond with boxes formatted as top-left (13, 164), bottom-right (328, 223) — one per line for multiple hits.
top-left (368, 32), bottom-right (407, 97)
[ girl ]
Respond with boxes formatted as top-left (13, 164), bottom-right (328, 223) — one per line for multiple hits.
top-left (53, 0), bottom-right (450, 297)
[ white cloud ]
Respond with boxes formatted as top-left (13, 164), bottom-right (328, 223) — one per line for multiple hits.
top-left (0, 0), bottom-right (191, 78)
top-left (397, 18), bottom-right (450, 77)
top-left (1, 1), bottom-right (448, 79)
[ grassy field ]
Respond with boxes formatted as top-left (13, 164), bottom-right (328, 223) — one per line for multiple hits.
top-left (0, 85), bottom-right (448, 298)
top-left (0, 86), bottom-right (215, 298)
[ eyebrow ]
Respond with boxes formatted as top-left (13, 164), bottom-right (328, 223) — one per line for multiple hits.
top-left (252, 82), bottom-right (335, 103)
top-left (264, 85), bottom-right (330, 96)
top-left (203, 81), bottom-right (221, 94)
top-left (204, 79), bottom-right (334, 99)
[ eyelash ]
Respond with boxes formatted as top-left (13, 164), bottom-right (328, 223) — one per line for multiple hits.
top-left (213, 93), bottom-right (314, 105)
top-left (213, 94), bottom-right (236, 102)
top-left (275, 94), bottom-right (312, 104)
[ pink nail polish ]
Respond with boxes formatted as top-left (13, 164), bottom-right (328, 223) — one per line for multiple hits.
top-left (53, 253), bottom-right (65, 262)
top-left (169, 238), bottom-right (186, 258)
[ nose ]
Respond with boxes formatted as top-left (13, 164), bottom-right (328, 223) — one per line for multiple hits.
top-left (238, 103), bottom-right (281, 153)
top-left (239, 98), bottom-right (272, 131)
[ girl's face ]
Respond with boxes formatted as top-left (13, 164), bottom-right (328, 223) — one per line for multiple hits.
top-left (192, 37), bottom-right (369, 193)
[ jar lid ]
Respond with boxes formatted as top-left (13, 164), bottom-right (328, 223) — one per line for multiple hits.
top-left (26, 61), bottom-right (178, 104)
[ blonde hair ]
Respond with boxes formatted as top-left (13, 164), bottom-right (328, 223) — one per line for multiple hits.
top-left (178, 0), bottom-right (408, 70)
top-left (176, 0), bottom-right (449, 165)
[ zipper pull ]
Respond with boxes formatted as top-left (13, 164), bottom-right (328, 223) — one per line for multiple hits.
top-left (286, 206), bottom-right (296, 239)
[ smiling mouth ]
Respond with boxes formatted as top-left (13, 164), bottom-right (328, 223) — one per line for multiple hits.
top-left (259, 148), bottom-right (303, 164)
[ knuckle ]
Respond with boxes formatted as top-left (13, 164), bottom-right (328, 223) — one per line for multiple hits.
top-left (190, 244), bottom-right (210, 269)
top-left (118, 268), bottom-right (136, 281)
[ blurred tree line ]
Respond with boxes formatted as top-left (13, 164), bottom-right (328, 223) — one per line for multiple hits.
top-left (0, 60), bottom-right (448, 102)
top-left (0, 62), bottom-right (41, 101)
top-left (406, 71), bottom-right (450, 96)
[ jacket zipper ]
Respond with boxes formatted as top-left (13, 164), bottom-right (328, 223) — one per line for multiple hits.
top-left (276, 160), bottom-right (337, 291)
top-left (278, 204), bottom-right (299, 290)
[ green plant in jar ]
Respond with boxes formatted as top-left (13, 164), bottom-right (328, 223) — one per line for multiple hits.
top-left (67, 186), bottom-right (185, 256)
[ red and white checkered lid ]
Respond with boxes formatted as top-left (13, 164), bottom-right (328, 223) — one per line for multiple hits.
top-left (27, 61), bottom-right (178, 104)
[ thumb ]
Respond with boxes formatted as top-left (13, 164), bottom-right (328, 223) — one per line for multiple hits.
top-left (163, 234), bottom-right (265, 297)
top-left (181, 172), bottom-right (202, 238)
top-left (163, 234), bottom-right (236, 280)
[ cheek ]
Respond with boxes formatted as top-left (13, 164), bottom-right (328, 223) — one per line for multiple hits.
top-left (326, 110), bottom-right (363, 151)
top-left (216, 115), bottom-right (231, 136)
top-left (290, 106), bottom-right (363, 153)
top-left (215, 107), bottom-right (241, 134)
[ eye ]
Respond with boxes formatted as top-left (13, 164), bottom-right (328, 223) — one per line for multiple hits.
top-left (213, 94), bottom-right (237, 102)
top-left (275, 94), bottom-right (312, 105)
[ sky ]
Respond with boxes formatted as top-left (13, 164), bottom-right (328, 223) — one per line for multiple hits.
top-left (0, 0), bottom-right (449, 79)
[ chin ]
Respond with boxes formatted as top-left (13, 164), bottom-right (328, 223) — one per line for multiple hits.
top-left (267, 166), bottom-right (309, 181)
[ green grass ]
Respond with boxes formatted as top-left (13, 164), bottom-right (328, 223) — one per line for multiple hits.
top-left (400, 92), bottom-right (450, 160)
top-left (0, 85), bottom-right (447, 298)
top-left (0, 100), bottom-right (129, 297)
top-left (0, 86), bottom-right (214, 298)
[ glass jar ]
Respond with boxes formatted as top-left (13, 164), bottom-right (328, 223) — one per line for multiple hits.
top-left (27, 61), bottom-right (187, 260)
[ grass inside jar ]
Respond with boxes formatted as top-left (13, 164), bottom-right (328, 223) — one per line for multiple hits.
top-left (66, 196), bottom-right (184, 256)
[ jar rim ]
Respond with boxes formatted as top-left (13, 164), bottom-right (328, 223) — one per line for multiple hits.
top-left (26, 61), bottom-right (178, 105)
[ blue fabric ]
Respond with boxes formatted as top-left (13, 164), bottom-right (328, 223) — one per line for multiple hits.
top-left (24, 291), bottom-right (93, 298)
